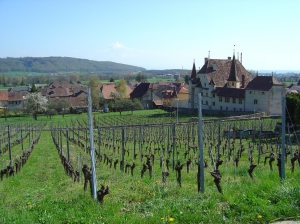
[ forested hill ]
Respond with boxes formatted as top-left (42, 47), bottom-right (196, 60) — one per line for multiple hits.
top-left (0, 57), bottom-right (146, 73)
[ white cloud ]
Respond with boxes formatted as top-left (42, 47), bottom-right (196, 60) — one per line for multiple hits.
top-left (111, 41), bottom-right (131, 50)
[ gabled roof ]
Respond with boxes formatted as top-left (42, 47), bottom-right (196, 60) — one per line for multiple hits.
top-left (0, 90), bottom-right (8, 101)
top-left (130, 83), bottom-right (151, 98)
top-left (8, 92), bottom-right (24, 101)
top-left (197, 58), bottom-right (251, 87)
top-left (100, 82), bottom-right (133, 99)
top-left (39, 81), bottom-right (87, 98)
top-left (245, 76), bottom-right (283, 91)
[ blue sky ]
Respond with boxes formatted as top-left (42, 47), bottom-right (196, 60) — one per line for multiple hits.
top-left (0, 0), bottom-right (299, 71)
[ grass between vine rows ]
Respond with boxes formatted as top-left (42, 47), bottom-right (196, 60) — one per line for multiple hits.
top-left (0, 112), bottom-right (300, 224)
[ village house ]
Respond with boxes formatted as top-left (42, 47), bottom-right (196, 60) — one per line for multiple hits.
top-left (38, 81), bottom-right (87, 109)
top-left (129, 83), bottom-right (163, 109)
top-left (286, 79), bottom-right (300, 94)
top-left (189, 52), bottom-right (285, 115)
top-left (100, 82), bottom-right (133, 100)
top-left (161, 83), bottom-right (189, 108)
top-left (0, 90), bottom-right (8, 113)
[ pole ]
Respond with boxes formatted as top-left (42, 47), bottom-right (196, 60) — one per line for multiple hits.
top-left (8, 125), bottom-right (12, 166)
top-left (177, 99), bottom-right (179, 124)
top-left (198, 93), bottom-right (204, 193)
top-left (87, 88), bottom-right (97, 200)
top-left (66, 126), bottom-right (70, 162)
top-left (172, 123), bottom-right (175, 171)
top-left (121, 127), bottom-right (125, 171)
top-left (281, 97), bottom-right (286, 180)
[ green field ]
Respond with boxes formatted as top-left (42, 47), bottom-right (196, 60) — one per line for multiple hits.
top-left (0, 111), bottom-right (300, 223)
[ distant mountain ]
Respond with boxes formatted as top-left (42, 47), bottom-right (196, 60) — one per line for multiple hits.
top-left (0, 57), bottom-right (146, 73)
top-left (139, 69), bottom-right (191, 76)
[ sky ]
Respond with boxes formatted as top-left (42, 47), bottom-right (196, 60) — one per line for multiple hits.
top-left (0, 0), bottom-right (299, 71)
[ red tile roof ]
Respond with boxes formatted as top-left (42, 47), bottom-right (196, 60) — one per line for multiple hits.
top-left (0, 90), bottom-right (8, 101)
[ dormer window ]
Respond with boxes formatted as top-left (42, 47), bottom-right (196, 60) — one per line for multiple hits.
top-left (212, 62), bottom-right (217, 71)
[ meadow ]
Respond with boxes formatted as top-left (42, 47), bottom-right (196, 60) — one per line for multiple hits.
top-left (0, 110), bottom-right (300, 224)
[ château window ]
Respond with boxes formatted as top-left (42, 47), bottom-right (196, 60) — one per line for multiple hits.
top-left (239, 99), bottom-right (243, 104)
top-left (219, 97), bottom-right (222, 102)
top-left (249, 91), bottom-right (252, 94)
top-left (233, 98), bottom-right (236, 104)
top-left (212, 102), bottom-right (215, 106)
top-left (254, 99), bottom-right (258, 104)
top-left (206, 101), bottom-right (208, 105)
top-left (225, 97), bottom-right (230, 103)
top-left (201, 92), bottom-right (203, 96)
top-left (262, 92), bottom-right (265, 95)
top-left (213, 94), bottom-right (215, 98)
top-left (206, 92), bottom-right (208, 97)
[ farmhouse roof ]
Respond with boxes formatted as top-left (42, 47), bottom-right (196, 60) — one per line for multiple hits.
top-left (0, 90), bottom-right (8, 101)
top-left (245, 76), bottom-right (283, 91)
top-left (130, 83), bottom-right (151, 98)
top-left (8, 92), bottom-right (24, 102)
top-left (195, 57), bottom-right (251, 87)
top-left (39, 81), bottom-right (87, 98)
top-left (100, 82), bottom-right (132, 99)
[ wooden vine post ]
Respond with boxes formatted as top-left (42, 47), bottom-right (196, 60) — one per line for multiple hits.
top-left (8, 125), bottom-right (12, 166)
top-left (66, 126), bottom-right (70, 162)
top-left (121, 127), bottom-right (125, 171)
top-left (198, 93), bottom-right (204, 193)
top-left (172, 123), bottom-right (175, 171)
top-left (281, 96), bottom-right (286, 180)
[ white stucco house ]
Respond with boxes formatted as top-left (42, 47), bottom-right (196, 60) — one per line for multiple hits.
top-left (189, 53), bottom-right (285, 115)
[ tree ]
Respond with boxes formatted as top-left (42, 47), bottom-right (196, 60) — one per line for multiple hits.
top-left (184, 75), bottom-right (189, 84)
top-left (69, 74), bottom-right (79, 84)
top-left (110, 92), bottom-right (124, 102)
top-left (47, 99), bottom-right (70, 117)
top-left (30, 83), bottom-right (37, 93)
top-left (0, 103), bottom-right (9, 121)
top-left (88, 76), bottom-right (101, 109)
top-left (176, 77), bottom-right (184, 83)
top-left (109, 77), bottom-right (114, 82)
top-left (135, 73), bottom-right (147, 82)
top-left (286, 93), bottom-right (300, 124)
top-left (115, 78), bottom-right (126, 98)
top-left (24, 92), bottom-right (48, 120)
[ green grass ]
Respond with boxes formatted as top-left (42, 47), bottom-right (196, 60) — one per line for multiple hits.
top-left (0, 112), bottom-right (300, 223)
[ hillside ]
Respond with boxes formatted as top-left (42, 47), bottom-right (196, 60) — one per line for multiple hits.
top-left (0, 57), bottom-right (146, 73)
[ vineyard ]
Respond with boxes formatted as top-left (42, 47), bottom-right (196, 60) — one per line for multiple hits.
top-left (1, 110), bottom-right (300, 223)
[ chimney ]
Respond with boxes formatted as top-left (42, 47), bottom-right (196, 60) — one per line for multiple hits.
top-left (241, 53), bottom-right (242, 64)
top-left (228, 56), bottom-right (231, 60)
top-left (241, 75), bottom-right (245, 88)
